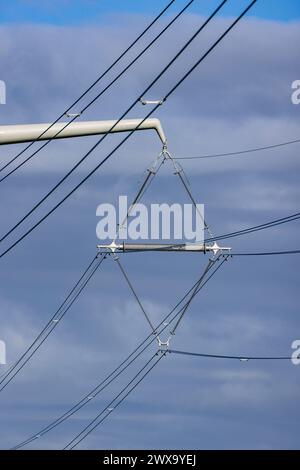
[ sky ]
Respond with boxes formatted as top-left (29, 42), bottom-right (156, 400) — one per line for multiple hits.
top-left (0, 0), bottom-right (299, 450)
top-left (0, 0), bottom-right (300, 23)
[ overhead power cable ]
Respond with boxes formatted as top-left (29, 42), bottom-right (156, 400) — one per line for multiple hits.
top-left (64, 352), bottom-right (165, 450)
top-left (0, 0), bottom-right (195, 184)
top-left (106, 211), bottom-right (300, 256)
top-left (203, 212), bottom-right (300, 244)
top-left (0, 153), bottom-right (162, 392)
top-left (169, 349), bottom-right (292, 361)
top-left (153, 212), bottom-right (300, 248)
top-left (170, 258), bottom-right (216, 335)
top-left (0, 0), bottom-right (241, 258)
top-left (0, 252), bottom-right (98, 380)
top-left (65, 258), bottom-right (229, 449)
top-left (0, 0), bottom-right (225, 242)
top-left (176, 137), bottom-right (300, 160)
top-left (229, 249), bottom-right (300, 257)
top-left (12, 335), bottom-right (157, 450)
top-left (0, 0), bottom-right (243, 258)
top-left (12, 257), bottom-right (228, 449)
top-left (0, 254), bottom-right (107, 393)
top-left (0, 0), bottom-right (177, 177)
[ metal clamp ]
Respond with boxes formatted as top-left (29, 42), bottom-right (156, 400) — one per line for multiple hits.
top-left (140, 97), bottom-right (166, 106)
top-left (158, 337), bottom-right (171, 351)
top-left (65, 112), bottom-right (82, 118)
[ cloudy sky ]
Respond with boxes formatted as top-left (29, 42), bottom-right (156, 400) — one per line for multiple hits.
top-left (0, 0), bottom-right (299, 450)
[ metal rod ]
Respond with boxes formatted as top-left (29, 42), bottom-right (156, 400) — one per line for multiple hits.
top-left (114, 257), bottom-right (158, 336)
top-left (97, 242), bottom-right (231, 255)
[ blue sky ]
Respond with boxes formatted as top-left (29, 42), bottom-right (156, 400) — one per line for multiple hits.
top-left (0, 0), bottom-right (299, 451)
top-left (0, 0), bottom-right (300, 25)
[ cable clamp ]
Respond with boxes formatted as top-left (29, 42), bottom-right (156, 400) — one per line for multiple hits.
top-left (65, 112), bottom-right (81, 118)
top-left (97, 240), bottom-right (123, 254)
top-left (140, 97), bottom-right (166, 106)
top-left (158, 337), bottom-right (170, 351)
top-left (162, 141), bottom-right (168, 152)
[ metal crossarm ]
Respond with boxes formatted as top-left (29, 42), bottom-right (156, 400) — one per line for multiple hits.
top-left (0, 118), bottom-right (167, 146)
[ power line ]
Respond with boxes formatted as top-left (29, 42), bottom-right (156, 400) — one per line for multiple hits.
top-left (3, 0), bottom-right (280, 451)
top-left (170, 258), bottom-right (216, 335)
top-left (0, 254), bottom-right (107, 393)
top-left (170, 256), bottom-right (228, 338)
top-left (0, 154), bottom-right (162, 392)
top-left (0, 0), bottom-right (195, 184)
top-left (0, 0), bottom-right (176, 176)
top-left (203, 212), bottom-right (300, 244)
top-left (65, 257), bottom-right (229, 449)
top-left (106, 212), bottom-right (300, 255)
top-left (12, 256), bottom-right (227, 449)
top-left (12, 343), bottom-right (158, 450)
top-left (169, 349), bottom-right (292, 361)
top-left (0, 0), bottom-right (257, 259)
top-left (0, 0), bottom-right (226, 243)
top-left (11, 271), bottom-right (210, 449)
top-left (64, 352), bottom-right (165, 450)
top-left (229, 249), bottom-right (300, 257)
top-left (7, 0), bottom-right (259, 446)
top-left (176, 137), bottom-right (300, 160)
top-left (0, 253), bottom-right (97, 381)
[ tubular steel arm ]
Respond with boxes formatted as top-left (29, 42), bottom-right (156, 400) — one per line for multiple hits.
top-left (0, 118), bottom-right (167, 146)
